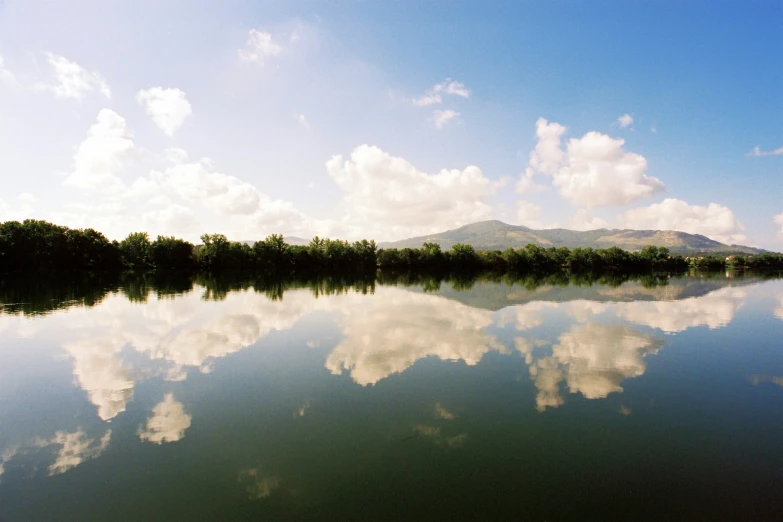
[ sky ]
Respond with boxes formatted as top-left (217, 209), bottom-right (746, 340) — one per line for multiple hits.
top-left (0, 0), bottom-right (781, 248)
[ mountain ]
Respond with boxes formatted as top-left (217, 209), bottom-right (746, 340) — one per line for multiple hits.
top-left (380, 220), bottom-right (765, 254)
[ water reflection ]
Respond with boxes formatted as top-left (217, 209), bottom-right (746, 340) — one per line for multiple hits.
top-left (325, 288), bottom-right (506, 385)
top-left (138, 394), bottom-right (192, 444)
top-left (0, 428), bottom-right (111, 480)
top-left (615, 286), bottom-right (746, 333)
top-left (58, 289), bottom-right (331, 420)
top-left (527, 324), bottom-right (663, 411)
top-left (0, 270), bottom-right (781, 508)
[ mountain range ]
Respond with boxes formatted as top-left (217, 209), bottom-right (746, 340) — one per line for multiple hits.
top-left (377, 220), bottom-right (765, 254)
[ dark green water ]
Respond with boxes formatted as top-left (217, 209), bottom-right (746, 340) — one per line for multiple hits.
top-left (0, 273), bottom-right (781, 521)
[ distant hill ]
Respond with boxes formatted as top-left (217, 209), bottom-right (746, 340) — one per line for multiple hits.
top-left (380, 220), bottom-right (765, 254)
top-left (239, 236), bottom-right (310, 247)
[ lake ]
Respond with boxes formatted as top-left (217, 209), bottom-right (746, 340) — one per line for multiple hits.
top-left (0, 272), bottom-right (781, 521)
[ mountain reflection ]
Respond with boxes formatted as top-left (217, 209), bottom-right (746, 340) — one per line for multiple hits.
top-left (0, 272), bottom-right (773, 433)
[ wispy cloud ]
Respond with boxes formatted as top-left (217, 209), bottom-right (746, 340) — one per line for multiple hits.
top-left (616, 113), bottom-right (633, 128)
top-left (238, 29), bottom-right (282, 65)
top-left (433, 109), bottom-right (459, 129)
top-left (746, 144), bottom-right (783, 157)
top-left (413, 78), bottom-right (470, 106)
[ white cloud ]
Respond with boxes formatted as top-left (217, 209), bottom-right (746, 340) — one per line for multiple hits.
top-left (17, 193), bottom-right (37, 204)
top-left (413, 93), bottom-right (442, 106)
top-left (326, 145), bottom-right (497, 240)
top-left (142, 203), bottom-right (199, 236)
top-left (556, 131), bottom-right (664, 207)
top-left (775, 212), bottom-right (783, 237)
top-left (516, 200), bottom-right (542, 223)
top-left (528, 118), bottom-right (567, 175)
top-left (148, 161), bottom-right (263, 214)
top-left (42, 53), bottom-right (110, 100)
top-left (0, 54), bottom-right (17, 85)
top-left (746, 144), bottom-right (783, 157)
top-left (618, 198), bottom-right (746, 244)
top-left (516, 200), bottom-right (546, 228)
top-left (136, 87), bottom-right (192, 136)
top-left (238, 29), bottom-right (282, 64)
top-left (412, 78), bottom-right (470, 106)
top-left (293, 112), bottom-right (309, 128)
top-left (569, 209), bottom-right (609, 230)
top-left (525, 118), bottom-right (665, 207)
top-left (165, 148), bottom-right (189, 164)
top-left (775, 297), bottom-right (783, 321)
top-left (64, 109), bottom-right (134, 194)
top-left (433, 109), bottom-right (459, 129)
top-left (515, 167), bottom-right (548, 194)
top-left (617, 113), bottom-right (633, 128)
top-left (139, 394), bottom-right (192, 444)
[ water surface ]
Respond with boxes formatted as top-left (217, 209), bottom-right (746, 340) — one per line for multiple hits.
top-left (1, 273), bottom-right (781, 521)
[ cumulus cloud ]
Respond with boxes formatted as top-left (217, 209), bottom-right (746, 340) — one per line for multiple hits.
top-left (433, 109), bottom-right (459, 129)
top-left (147, 161), bottom-right (262, 214)
top-left (136, 87), bottom-right (192, 136)
top-left (141, 203), bottom-right (199, 236)
top-left (618, 198), bottom-right (746, 244)
top-left (524, 118), bottom-right (665, 207)
top-left (616, 113), bottom-right (633, 128)
top-left (326, 145), bottom-right (497, 240)
top-left (138, 394), bottom-right (192, 444)
top-left (325, 288), bottom-right (505, 385)
top-left (64, 109), bottom-right (134, 194)
top-left (528, 118), bottom-right (567, 175)
top-left (516, 200), bottom-right (542, 225)
top-left (774, 212), bottom-right (783, 237)
top-left (746, 144), bottom-right (783, 157)
top-left (569, 209), bottom-right (609, 230)
top-left (412, 78), bottom-right (470, 106)
top-left (238, 29), bottom-right (282, 64)
top-left (41, 53), bottom-right (110, 100)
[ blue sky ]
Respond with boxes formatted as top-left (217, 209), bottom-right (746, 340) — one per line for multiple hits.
top-left (0, 0), bottom-right (780, 247)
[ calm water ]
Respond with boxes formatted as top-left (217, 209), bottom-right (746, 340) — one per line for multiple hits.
top-left (0, 273), bottom-right (782, 521)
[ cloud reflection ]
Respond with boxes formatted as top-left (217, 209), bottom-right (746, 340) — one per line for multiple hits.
top-left (325, 289), bottom-right (505, 385)
top-left (139, 394), bottom-right (192, 444)
top-left (60, 288), bottom-right (330, 420)
top-left (528, 324), bottom-right (662, 411)
top-left (614, 287), bottom-right (745, 333)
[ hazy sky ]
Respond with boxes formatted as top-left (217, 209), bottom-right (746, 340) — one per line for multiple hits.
top-left (0, 0), bottom-right (780, 247)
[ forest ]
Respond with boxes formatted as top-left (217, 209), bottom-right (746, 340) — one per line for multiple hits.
top-left (2, 219), bottom-right (782, 276)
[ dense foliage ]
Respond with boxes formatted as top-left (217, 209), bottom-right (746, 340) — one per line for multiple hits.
top-left (2, 219), bottom-right (782, 277)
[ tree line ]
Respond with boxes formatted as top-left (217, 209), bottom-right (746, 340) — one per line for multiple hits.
top-left (2, 219), bottom-right (782, 276)
top-left (2, 268), bottom-right (728, 317)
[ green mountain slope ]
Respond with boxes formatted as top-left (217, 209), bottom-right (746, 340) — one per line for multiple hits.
top-left (380, 220), bottom-right (764, 254)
